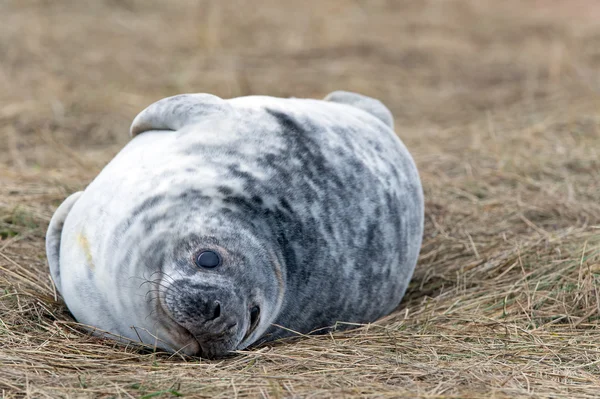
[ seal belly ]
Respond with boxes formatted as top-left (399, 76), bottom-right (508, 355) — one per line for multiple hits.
top-left (218, 100), bottom-right (423, 339)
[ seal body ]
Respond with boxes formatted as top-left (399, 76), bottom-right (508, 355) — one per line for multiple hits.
top-left (46, 91), bottom-right (424, 358)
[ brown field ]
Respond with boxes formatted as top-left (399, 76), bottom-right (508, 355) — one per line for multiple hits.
top-left (1, 0), bottom-right (600, 397)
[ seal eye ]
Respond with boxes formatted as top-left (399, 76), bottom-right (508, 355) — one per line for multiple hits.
top-left (196, 250), bottom-right (221, 268)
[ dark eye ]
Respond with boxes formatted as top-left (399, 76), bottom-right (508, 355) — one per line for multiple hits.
top-left (195, 250), bottom-right (221, 268)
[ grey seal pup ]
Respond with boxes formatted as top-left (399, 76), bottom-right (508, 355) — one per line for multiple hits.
top-left (46, 91), bottom-right (424, 358)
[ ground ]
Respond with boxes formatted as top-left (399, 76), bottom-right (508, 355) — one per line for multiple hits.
top-left (1, 0), bottom-right (600, 398)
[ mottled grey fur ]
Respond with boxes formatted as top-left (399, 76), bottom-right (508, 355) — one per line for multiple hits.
top-left (46, 91), bottom-right (424, 358)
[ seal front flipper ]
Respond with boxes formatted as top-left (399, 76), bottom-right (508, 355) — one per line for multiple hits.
top-left (46, 191), bottom-right (82, 295)
top-left (130, 93), bottom-right (233, 137)
top-left (324, 90), bottom-right (394, 129)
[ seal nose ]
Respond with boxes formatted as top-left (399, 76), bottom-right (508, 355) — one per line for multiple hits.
top-left (177, 291), bottom-right (226, 324)
top-left (164, 280), bottom-right (242, 337)
top-left (206, 300), bottom-right (221, 321)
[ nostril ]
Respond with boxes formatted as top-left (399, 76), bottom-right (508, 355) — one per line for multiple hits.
top-left (250, 306), bottom-right (260, 327)
top-left (209, 301), bottom-right (221, 321)
top-left (243, 305), bottom-right (260, 341)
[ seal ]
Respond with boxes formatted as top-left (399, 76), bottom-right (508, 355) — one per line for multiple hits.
top-left (46, 91), bottom-right (424, 358)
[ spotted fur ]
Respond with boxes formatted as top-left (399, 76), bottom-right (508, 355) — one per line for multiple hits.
top-left (46, 91), bottom-right (424, 358)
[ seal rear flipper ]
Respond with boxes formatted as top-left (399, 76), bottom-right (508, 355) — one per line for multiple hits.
top-left (46, 191), bottom-right (83, 295)
top-left (324, 90), bottom-right (394, 129)
top-left (130, 93), bottom-right (233, 137)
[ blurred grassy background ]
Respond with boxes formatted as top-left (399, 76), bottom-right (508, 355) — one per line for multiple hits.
top-left (1, 0), bottom-right (600, 398)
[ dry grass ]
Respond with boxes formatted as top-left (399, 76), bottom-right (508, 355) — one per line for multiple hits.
top-left (1, 0), bottom-right (600, 397)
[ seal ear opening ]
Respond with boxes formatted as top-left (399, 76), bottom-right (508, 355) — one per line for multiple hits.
top-left (46, 191), bottom-right (83, 295)
top-left (324, 90), bottom-right (394, 129)
top-left (130, 93), bottom-right (231, 137)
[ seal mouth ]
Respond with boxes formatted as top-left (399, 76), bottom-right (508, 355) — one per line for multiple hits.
top-left (155, 287), bottom-right (202, 356)
top-left (242, 305), bottom-right (261, 342)
top-left (156, 277), bottom-right (263, 356)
